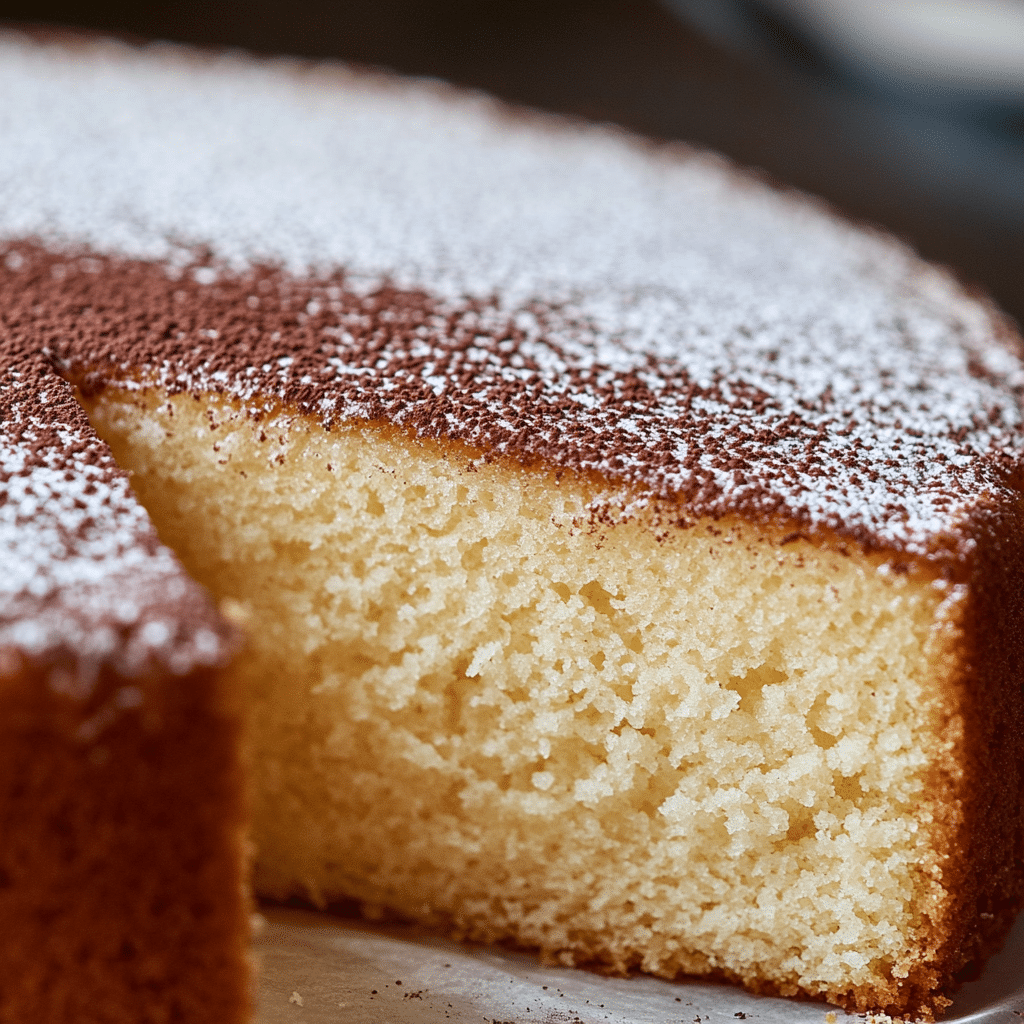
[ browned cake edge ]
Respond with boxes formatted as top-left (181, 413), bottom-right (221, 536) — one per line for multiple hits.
top-left (814, 495), bottom-right (1024, 1019)
top-left (0, 650), bottom-right (252, 1024)
top-left (927, 499), bottom-right (1024, 1004)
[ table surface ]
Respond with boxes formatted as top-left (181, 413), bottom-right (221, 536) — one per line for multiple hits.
top-left (255, 905), bottom-right (1024, 1023)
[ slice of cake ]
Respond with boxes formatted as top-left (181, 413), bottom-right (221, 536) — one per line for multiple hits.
top-left (0, 345), bottom-right (252, 1023)
top-left (1, 32), bottom-right (1023, 1022)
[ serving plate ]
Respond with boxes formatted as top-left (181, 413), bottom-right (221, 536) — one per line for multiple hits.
top-left (255, 905), bottom-right (1024, 1023)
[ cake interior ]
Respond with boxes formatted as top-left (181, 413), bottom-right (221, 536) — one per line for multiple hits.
top-left (80, 382), bottom-right (967, 1015)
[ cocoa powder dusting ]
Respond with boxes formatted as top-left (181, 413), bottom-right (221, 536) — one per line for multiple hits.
top-left (8, 242), bottom-right (1024, 569)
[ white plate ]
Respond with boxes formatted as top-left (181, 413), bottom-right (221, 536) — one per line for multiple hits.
top-left (255, 905), bottom-right (1024, 1023)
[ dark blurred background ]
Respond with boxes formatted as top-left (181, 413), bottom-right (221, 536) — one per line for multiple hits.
top-left (4, 0), bottom-right (1024, 323)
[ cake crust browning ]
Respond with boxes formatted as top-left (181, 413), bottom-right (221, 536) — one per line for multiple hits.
top-left (0, 658), bottom-right (252, 1024)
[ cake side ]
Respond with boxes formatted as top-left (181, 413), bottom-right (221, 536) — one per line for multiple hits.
top-left (0, 312), bottom-right (252, 1023)
top-left (931, 496), bottom-right (1024, 988)
top-left (0, 658), bottom-right (252, 1024)
top-left (80, 380), bottom-right (1017, 1019)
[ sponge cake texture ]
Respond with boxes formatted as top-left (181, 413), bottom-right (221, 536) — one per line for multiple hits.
top-left (80, 382), bottom-right (1000, 1017)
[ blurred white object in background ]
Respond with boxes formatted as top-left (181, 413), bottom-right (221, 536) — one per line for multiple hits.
top-left (669, 0), bottom-right (1024, 106)
top-left (777, 0), bottom-right (1024, 99)
top-left (664, 0), bottom-right (1024, 342)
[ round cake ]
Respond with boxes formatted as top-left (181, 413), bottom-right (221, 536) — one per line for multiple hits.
top-left (1, 31), bottom-right (1023, 1023)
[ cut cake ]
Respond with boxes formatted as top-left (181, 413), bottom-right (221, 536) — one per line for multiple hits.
top-left (1, 33), bottom-right (1023, 1023)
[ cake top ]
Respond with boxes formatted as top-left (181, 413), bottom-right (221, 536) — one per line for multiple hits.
top-left (0, 332), bottom-right (233, 689)
top-left (3, 32), bottom-right (1024, 679)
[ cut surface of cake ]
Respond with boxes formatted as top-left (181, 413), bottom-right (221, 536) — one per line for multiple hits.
top-left (1, 31), bottom-right (1023, 1023)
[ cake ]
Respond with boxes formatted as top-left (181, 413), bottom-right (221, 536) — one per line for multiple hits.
top-left (1, 31), bottom-right (1023, 1024)
top-left (0, 333), bottom-right (252, 1017)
